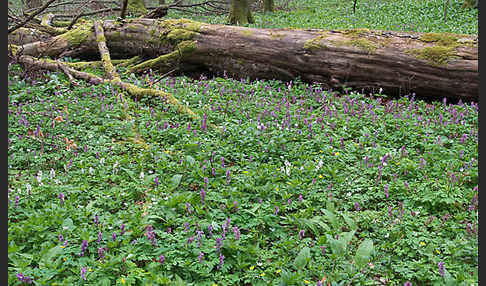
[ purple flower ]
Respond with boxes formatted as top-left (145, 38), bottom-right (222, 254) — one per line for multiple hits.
top-left (218, 253), bottom-right (225, 270)
top-left (146, 225), bottom-right (157, 246)
top-left (226, 169), bottom-right (231, 185)
top-left (403, 282), bottom-right (412, 286)
top-left (112, 232), bottom-right (117, 241)
top-left (97, 231), bottom-right (102, 244)
top-left (299, 229), bottom-right (305, 240)
top-left (16, 273), bottom-right (32, 284)
top-left (320, 245), bottom-right (326, 255)
top-left (211, 167), bottom-right (215, 176)
top-left (80, 267), bottom-right (87, 280)
top-left (185, 202), bottom-right (192, 214)
top-left (159, 255), bottom-right (165, 264)
top-left (200, 188), bottom-right (206, 205)
top-left (79, 240), bottom-right (88, 256)
top-left (288, 198), bottom-right (292, 205)
top-left (120, 224), bottom-right (125, 235)
top-left (196, 230), bottom-right (203, 247)
top-left (317, 281), bottom-right (323, 286)
top-left (15, 195), bottom-right (19, 208)
top-left (274, 206), bottom-right (279, 215)
top-left (198, 252), bottom-right (204, 263)
top-left (233, 226), bottom-right (240, 240)
top-left (98, 247), bottom-right (105, 259)
top-left (438, 261), bottom-right (445, 277)
top-left (221, 157), bottom-right (225, 168)
top-left (184, 222), bottom-right (190, 232)
top-left (354, 202), bottom-right (361, 211)
top-left (208, 225), bottom-right (214, 238)
top-left (58, 193), bottom-right (65, 205)
top-left (58, 234), bottom-right (64, 242)
top-left (154, 177), bottom-right (159, 186)
top-left (187, 236), bottom-right (195, 245)
top-left (384, 184), bottom-right (389, 199)
top-left (63, 240), bottom-right (69, 247)
top-left (298, 194), bottom-right (303, 202)
top-left (94, 215), bottom-right (99, 226)
top-left (233, 201), bottom-right (238, 211)
top-left (215, 237), bottom-right (223, 253)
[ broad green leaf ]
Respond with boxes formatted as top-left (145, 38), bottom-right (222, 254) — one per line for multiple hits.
top-left (62, 218), bottom-right (76, 231)
top-left (341, 213), bottom-right (358, 230)
top-left (322, 209), bottom-right (338, 229)
top-left (39, 245), bottom-right (63, 269)
top-left (169, 174), bottom-right (183, 191)
top-left (354, 239), bottom-right (374, 268)
top-left (293, 246), bottom-right (311, 269)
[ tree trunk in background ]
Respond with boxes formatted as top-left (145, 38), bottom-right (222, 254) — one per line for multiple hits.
top-left (25, 0), bottom-right (43, 9)
top-left (125, 0), bottom-right (147, 16)
top-left (264, 0), bottom-right (274, 13)
top-left (229, 0), bottom-right (254, 25)
top-left (13, 19), bottom-right (478, 101)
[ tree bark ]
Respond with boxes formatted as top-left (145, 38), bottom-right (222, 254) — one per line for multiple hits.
top-left (264, 0), bottom-right (273, 13)
top-left (229, 0), bottom-right (254, 25)
top-left (25, 0), bottom-right (43, 10)
top-left (13, 19), bottom-right (478, 101)
top-left (125, 0), bottom-right (147, 16)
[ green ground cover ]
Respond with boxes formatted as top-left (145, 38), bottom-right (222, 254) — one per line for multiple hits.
top-left (167, 0), bottom-right (478, 35)
top-left (8, 62), bottom-right (478, 285)
top-left (8, 0), bottom-right (478, 285)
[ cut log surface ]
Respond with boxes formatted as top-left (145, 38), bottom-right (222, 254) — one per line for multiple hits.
top-left (15, 18), bottom-right (478, 101)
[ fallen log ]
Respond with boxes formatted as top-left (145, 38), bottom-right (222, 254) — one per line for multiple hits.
top-left (14, 18), bottom-right (478, 101)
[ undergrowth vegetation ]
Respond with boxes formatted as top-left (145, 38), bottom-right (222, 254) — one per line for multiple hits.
top-left (8, 0), bottom-right (478, 285)
top-left (166, 0), bottom-right (478, 35)
top-left (8, 61), bottom-right (478, 285)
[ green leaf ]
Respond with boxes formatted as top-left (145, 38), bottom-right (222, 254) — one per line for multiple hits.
top-left (322, 209), bottom-right (339, 229)
top-left (169, 174), bottom-right (183, 191)
top-left (39, 245), bottom-right (63, 269)
top-left (62, 218), bottom-right (76, 232)
top-left (341, 213), bottom-right (358, 230)
top-left (293, 247), bottom-right (311, 269)
top-left (184, 155), bottom-right (196, 166)
top-left (354, 239), bottom-right (374, 269)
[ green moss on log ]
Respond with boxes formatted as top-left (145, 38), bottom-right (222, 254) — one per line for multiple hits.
top-left (167, 29), bottom-right (198, 41)
top-left (303, 32), bottom-right (329, 50)
top-left (420, 33), bottom-right (459, 47)
top-left (407, 46), bottom-right (457, 66)
top-left (62, 22), bottom-right (93, 47)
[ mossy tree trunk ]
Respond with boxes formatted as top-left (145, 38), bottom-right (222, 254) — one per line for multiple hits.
top-left (125, 0), bottom-right (147, 16)
top-left (12, 19), bottom-right (478, 101)
top-left (264, 0), bottom-right (274, 13)
top-left (25, 0), bottom-right (43, 10)
top-left (229, 0), bottom-right (254, 25)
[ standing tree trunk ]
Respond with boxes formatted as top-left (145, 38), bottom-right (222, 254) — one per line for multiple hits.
top-left (264, 0), bottom-right (274, 13)
top-left (229, 0), bottom-right (254, 25)
top-left (125, 0), bottom-right (147, 16)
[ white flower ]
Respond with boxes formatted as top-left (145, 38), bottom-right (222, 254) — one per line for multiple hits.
top-left (140, 171), bottom-right (145, 180)
top-left (384, 233), bottom-right (389, 238)
top-left (347, 192), bottom-right (352, 197)
top-left (36, 171), bottom-right (42, 184)
top-left (50, 168), bottom-right (55, 179)
top-left (89, 167), bottom-right (94, 174)
top-left (100, 158), bottom-right (105, 165)
top-left (315, 159), bottom-right (324, 170)
top-left (26, 183), bottom-right (32, 194)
